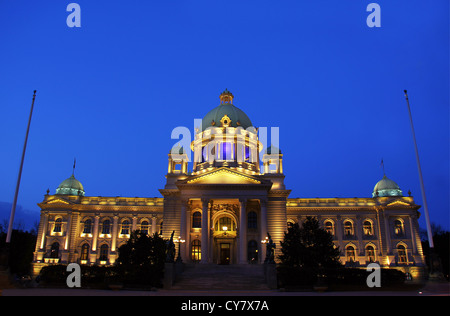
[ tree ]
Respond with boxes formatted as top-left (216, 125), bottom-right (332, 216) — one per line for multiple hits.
top-left (279, 217), bottom-right (341, 270)
top-left (115, 231), bottom-right (167, 286)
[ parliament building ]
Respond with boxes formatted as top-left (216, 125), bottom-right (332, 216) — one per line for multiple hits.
top-left (32, 90), bottom-right (426, 280)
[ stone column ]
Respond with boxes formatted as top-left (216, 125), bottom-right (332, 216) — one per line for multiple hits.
top-left (201, 198), bottom-right (209, 263)
top-left (180, 199), bottom-right (188, 261)
top-left (239, 198), bottom-right (247, 264)
top-left (111, 215), bottom-right (119, 252)
top-left (64, 212), bottom-right (72, 251)
top-left (260, 199), bottom-right (268, 263)
top-left (151, 215), bottom-right (157, 235)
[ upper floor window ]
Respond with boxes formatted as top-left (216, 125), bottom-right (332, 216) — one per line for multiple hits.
top-left (101, 220), bottom-right (111, 235)
top-left (324, 221), bottom-right (334, 235)
top-left (83, 219), bottom-right (92, 234)
top-left (344, 221), bottom-right (354, 237)
top-left (394, 220), bottom-right (404, 237)
top-left (192, 211), bottom-right (202, 228)
top-left (248, 211), bottom-right (257, 229)
top-left (363, 221), bottom-right (373, 236)
top-left (141, 221), bottom-right (149, 235)
top-left (53, 218), bottom-right (62, 233)
top-left (121, 220), bottom-right (130, 235)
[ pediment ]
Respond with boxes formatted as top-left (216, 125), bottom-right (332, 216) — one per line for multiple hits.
top-left (45, 198), bottom-right (71, 205)
top-left (386, 200), bottom-right (411, 207)
top-left (185, 168), bottom-right (262, 185)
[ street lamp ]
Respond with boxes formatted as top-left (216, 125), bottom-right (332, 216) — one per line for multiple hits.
top-left (174, 236), bottom-right (185, 263)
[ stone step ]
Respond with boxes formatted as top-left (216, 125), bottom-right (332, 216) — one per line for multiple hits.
top-left (171, 264), bottom-right (269, 290)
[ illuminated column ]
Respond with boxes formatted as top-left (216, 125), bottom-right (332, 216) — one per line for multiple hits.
top-left (111, 215), bottom-right (119, 252)
top-left (151, 215), bottom-right (157, 235)
top-left (132, 216), bottom-right (138, 232)
top-left (239, 198), bottom-right (247, 264)
top-left (64, 212), bottom-right (72, 250)
top-left (260, 199), bottom-right (267, 263)
top-left (39, 212), bottom-right (49, 249)
top-left (180, 199), bottom-right (188, 261)
top-left (201, 198), bottom-right (209, 263)
top-left (92, 215), bottom-right (100, 252)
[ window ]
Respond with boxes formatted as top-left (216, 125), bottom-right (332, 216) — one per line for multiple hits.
top-left (344, 221), bottom-right (354, 237)
top-left (140, 221), bottom-right (149, 235)
top-left (160, 221), bottom-right (163, 235)
top-left (53, 218), bottom-right (62, 233)
top-left (324, 221), bottom-right (334, 235)
top-left (366, 245), bottom-right (376, 262)
top-left (221, 142), bottom-right (233, 161)
top-left (50, 242), bottom-right (60, 258)
top-left (247, 240), bottom-right (258, 263)
top-left (363, 221), bottom-right (373, 236)
top-left (83, 219), bottom-right (92, 234)
top-left (192, 211), bottom-right (202, 228)
top-left (99, 244), bottom-right (109, 262)
top-left (248, 212), bottom-right (257, 229)
top-left (398, 245), bottom-right (407, 263)
top-left (245, 146), bottom-right (250, 161)
top-left (346, 246), bottom-right (356, 262)
top-left (121, 220), bottom-right (130, 235)
top-left (215, 216), bottom-right (235, 232)
top-left (394, 220), bottom-right (404, 237)
top-left (191, 240), bottom-right (201, 262)
top-left (81, 243), bottom-right (89, 261)
top-left (101, 220), bottom-right (111, 235)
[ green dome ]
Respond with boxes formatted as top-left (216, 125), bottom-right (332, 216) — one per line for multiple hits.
top-left (56, 175), bottom-right (85, 196)
top-left (372, 175), bottom-right (402, 198)
top-left (201, 90), bottom-right (253, 131)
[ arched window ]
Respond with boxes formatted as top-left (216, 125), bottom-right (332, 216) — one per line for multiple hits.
top-left (363, 221), bottom-right (373, 236)
top-left (344, 221), bottom-right (354, 237)
top-left (50, 242), bottom-right (60, 258)
top-left (394, 220), bottom-right (404, 237)
top-left (83, 219), bottom-right (92, 234)
top-left (324, 221), bottom-right (334, 235)
top-left (101, 220), bottom-right (111, 235)
top-left (192, 211), bottom-right (202, 228)
top-left (247, 240), bottom-right (258, 263)
top-left (80, 243), bottom-right (90, 262)
top-left (397, 245), bottom-right (407, 263)
top-left (191, 240), bottom-right (201, 262)
top-left (140, 221), bottom-right (149, 235)
top-left (53, 218), bottom-right (62, 233)
top-left (215, 216), bottom-right (235, 232)
top-left (248, 211), bottom-right (257, 229)
top-left (346, 245), bottom-right (356, 262)
top-left (99, 244), bottom-right (109, 262)
top-left (366, 245), bottom-right (376, 262)
top-left (121, 220), bottom-right (130, 235)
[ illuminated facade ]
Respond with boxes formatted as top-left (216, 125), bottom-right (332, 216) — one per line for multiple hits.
top-left (32, 90), bottom-right (426, 279)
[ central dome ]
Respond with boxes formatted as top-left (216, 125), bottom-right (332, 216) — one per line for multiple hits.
top-left (202, 89), bottom-right (253, 131)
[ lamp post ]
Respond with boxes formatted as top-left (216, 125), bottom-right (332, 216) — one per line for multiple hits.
top-left (174, 236), bottom-right (185, 263)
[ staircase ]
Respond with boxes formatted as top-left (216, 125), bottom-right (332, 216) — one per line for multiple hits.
top-left (171, 264), bottom-right (269, 291)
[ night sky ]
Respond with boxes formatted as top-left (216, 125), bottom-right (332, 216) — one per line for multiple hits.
top-left (0, 1), bottom-right (448, 233)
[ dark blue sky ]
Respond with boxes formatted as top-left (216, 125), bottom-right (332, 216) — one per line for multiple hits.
top-left (0, 1), bottom-right (448, 232)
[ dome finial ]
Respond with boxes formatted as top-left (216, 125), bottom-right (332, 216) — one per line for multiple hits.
top-left (219, 89), bottom-right (234, 104)
top-left (72, 157), bottom-right (76, 176)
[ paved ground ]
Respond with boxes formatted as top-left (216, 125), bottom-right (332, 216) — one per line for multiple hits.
top-left (2, 280), bottom-right (448, 296)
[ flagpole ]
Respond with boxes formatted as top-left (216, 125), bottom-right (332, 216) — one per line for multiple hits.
top-left (404, 90), bottom-right (434, 249)
top-left (6, 90), bottom-right (37, 244)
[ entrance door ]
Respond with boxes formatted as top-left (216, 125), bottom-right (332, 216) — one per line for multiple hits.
top-left (220, 243), bottom-right (230, 265)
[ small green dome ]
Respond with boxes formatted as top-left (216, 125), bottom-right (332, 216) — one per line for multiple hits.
top-left (201, 90), bottom-right (253, 131)
top-left (372, 175), bottom-right (402, 198)
top-left (56, 175), bottom-right (85, 196)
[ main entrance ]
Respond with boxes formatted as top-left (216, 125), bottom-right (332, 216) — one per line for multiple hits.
top-left (220, 243), bottom-right (230, 265)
